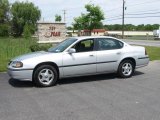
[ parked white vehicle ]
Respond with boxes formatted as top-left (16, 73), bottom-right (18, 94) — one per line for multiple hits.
top-left (153, 30), bottom-right (160, 40)
top-left (8, 36), bottom-right (149, 87)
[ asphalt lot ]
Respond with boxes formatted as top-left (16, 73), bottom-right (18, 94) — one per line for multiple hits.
top-left (0, 61), bottom-right (160, 120)
top-left (123, 39), bottom-right (160, 47)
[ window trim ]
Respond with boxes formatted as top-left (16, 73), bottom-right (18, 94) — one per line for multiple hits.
top-left (70, 39), bottom-right (96, 53)
top-left (95, 38), bottom-right (124, 51)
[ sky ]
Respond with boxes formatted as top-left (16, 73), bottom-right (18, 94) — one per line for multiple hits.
top-left (9, 0), bottom-right (160, 26)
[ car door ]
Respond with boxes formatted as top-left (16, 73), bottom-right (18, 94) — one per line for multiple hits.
top-left (95, 38), bottom-right (124, 73)
top-left (62, 39), bottom-right (96, 77)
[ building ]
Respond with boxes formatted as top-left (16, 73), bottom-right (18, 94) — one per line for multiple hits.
top-left (81, 29), bottom-right (106, 36)
top-left (107, 31), bottom-right (153, 36)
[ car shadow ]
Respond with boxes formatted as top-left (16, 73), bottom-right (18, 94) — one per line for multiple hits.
top-left (133, 71), bottom-right (144, 76)
top-left (9, 79), bottom-right (34, 88)
top-left (8, 71), bottom-right (144, 88)
top-left (57, 71), bottom-right (144, 85)
top-left (57, 73), bottom-right (117, 85)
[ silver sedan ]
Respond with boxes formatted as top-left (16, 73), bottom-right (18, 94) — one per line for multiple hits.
top-left (8, 36), bottom-right (149, 87)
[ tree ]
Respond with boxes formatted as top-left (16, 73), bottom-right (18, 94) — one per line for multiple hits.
top-left (136, 24), bottom-right (145, 31)
top-left (85, 4), bottom-right (104, 30)
top-left (55, 14), bottom-right (62, 22)
top-left (73, 4), bottom-right (104, 34)
top-left (73, 14), bottom-right (88, 30)
top-left (67, 26), bottom-right (73, 30)
top-left (23, 23), bottom-right (31, 39)
top-left (152, 24), bottom-right (159, 30)
top-left (0, 0), bottom-right (10, 36)
top-left (144, 24), bottom-right (153, 31)
top-left (11, 1), bottom-right (41, 37)
top-left (104, 24), bottom-right (159, 31)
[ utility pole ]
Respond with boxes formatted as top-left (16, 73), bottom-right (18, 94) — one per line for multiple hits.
top-left (63, 10), bottom-right (66, 23)
top-left (122, 0), bottom-right (125, 39)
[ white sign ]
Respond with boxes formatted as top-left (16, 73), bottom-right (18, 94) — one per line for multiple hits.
top-left (37, 22), bottom-right (66, 43)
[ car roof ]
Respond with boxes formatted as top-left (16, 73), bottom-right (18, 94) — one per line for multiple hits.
top-left (70, 36), bottom-right (125, 43)
top-left (72, 36), bottom-right (120, 40)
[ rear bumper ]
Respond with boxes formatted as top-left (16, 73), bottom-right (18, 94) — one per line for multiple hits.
top-left (136, 56), bottom-right (149, 68)
top-left (7, 68), bottom-right (33, 81)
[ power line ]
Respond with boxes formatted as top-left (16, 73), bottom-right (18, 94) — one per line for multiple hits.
top-left (104, 7), bottom-right (122, 13)
top-left (65, 0), bottom-right (160, 19)
top-left (126, 9), bottom-right (160, 14)
top-left (106, 15), bottom-right (122, 19)
top-left (127, 0), bottom-right (160, 7)
top-left (107, 10), bottom-right (160, 19)
top-left (64, 0), bottom-right (160, 25)
top-left (104, 0), bottom-right (160, 13)
top-left (105, 15), bottom-right (160, 22)
top-left (103, 0), bottom-right (160, 14)
top-left (126, 11), bottom-right (160, 16)
top-left (126, 16), bottom-right (160, 18)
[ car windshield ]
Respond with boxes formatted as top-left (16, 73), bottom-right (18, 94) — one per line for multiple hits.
top-left (48, 38), bottom-right (77, 53)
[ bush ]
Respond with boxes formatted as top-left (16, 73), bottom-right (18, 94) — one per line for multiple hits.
top-left (0, 24), bottom-right (9, 36)
top-left (30, 43), bottom-right (52, 52)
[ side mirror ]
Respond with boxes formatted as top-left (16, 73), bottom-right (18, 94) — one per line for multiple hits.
top-left (68, 48), bottom-right (76, 54)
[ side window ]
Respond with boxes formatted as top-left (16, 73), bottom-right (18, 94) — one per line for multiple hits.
top-left (97, 38), bottom-right (123, 50)
top-left (73, 39), bottom-right (94, 53)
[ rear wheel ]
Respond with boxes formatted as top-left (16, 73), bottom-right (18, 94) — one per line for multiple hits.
top-left (33, 65), bottom-right (58, 87)
top-left (118, 60), bottom-right (135, 78)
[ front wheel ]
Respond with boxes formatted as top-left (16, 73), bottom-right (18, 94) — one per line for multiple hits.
top-left (118, 60), bottom-right (135, 78)
top-left (33, 65), bottom-right (58, 87)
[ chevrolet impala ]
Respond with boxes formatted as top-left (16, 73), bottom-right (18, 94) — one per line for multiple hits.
top-left (8, 36), bottom-right (149, 87)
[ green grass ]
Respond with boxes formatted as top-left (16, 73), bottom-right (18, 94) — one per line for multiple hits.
top-left (145, 46), bottom-right (160, 61)
top-left (0, 37), bottom-right (37, 72)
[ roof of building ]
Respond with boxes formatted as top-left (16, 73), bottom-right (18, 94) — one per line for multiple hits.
top-left (37, 21), bottom-right (66, 24)
top-left (92, 29), bottom-right (106, 32)
top-left (83, 29), bottom-right (106, 32)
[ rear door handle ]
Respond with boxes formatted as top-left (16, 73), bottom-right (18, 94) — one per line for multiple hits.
top-left (116, 52), bottom-right (121, 55)
top-left (89, 54), bottom-right (94, 57)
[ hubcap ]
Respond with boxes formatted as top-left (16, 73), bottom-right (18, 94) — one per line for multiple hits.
top-left (38, 69), bottom-right (54, 85)
top-left (122, 63), bottom-right (132, 76)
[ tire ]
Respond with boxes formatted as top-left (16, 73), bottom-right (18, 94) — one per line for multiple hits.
top-left (33, 65), bottom-right (58, 87)
top-left (118, 60), bottom-right (135, 78)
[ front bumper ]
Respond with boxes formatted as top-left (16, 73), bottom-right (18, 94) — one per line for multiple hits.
top-left (7, 68), bottom-right (33, 81)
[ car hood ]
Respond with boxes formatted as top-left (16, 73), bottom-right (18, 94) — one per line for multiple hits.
top-left (11, 51), bottom-right (50, 61)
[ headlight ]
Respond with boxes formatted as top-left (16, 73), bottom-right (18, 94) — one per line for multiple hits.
top-left (11, 61), bottom-right (23, 68)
